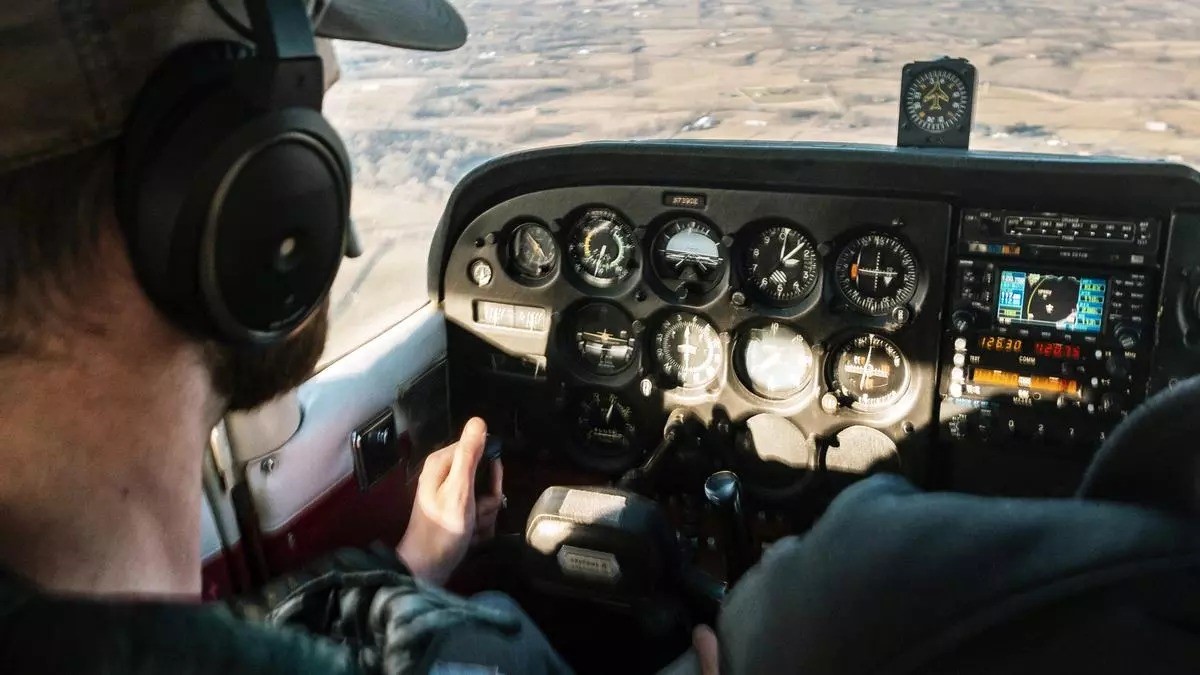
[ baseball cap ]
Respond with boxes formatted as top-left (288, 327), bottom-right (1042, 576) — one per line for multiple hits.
top-left (0, 0), bottom-right (467, 173)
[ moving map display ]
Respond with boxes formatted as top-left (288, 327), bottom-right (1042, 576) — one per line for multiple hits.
top-left (996, 270), bottom-right (1106, 334)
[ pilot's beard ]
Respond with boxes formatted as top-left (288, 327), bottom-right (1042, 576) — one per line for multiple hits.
top-left (205, 301), bottom-right (329, 412)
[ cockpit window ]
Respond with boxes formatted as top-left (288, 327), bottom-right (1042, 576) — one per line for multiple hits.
top-left (318, 0), bottom-right (1200, 365)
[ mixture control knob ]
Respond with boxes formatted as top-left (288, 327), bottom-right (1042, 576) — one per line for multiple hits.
top-left (1113, 323), bottom-right (1141, 351)
top-left (951, 310), bottom-right (975, 333)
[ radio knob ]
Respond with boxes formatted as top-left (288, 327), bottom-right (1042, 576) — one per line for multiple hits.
top-left (1113, 323), bottom-right (1140, 351)
top-left (1101, 392), bottom-right (1125, 415)
top-left (1105, 353), bottom-right (1129, 380)
top-left (951, 310), bottom-right (975, 333)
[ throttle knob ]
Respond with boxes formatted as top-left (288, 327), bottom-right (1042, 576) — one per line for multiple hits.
top-left (704, 471), bottom-right (752, 585)
top-left (704, 471), bottom-right (742, 510)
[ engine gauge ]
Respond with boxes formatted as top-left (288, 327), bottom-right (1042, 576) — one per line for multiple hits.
top-left (570, 391), bottom-right (641, 472)
top-left (903, 67), bottom-right (970, 135)
top-left (741, 224), bottom-right (820, 306)
top-left (568, 302), bottom-right (637, 375)
top-left (568, 208), bottom-right (637, 287)
top-left (734, 322), bottom-right (814, 400)
top-left (827, 333), bottom-right (910, 413)
top-left (834, 233), bottom-right (919, 316)
top-left (653, 313), bottom-right (724, 389)
top-left (652, 217), bottom-right (726, 298)
top-left (507, 222), bottom-right (558, 281)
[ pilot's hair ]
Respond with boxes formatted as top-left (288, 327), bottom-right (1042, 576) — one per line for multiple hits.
top-left (0, 144), bottom-right (113, 355)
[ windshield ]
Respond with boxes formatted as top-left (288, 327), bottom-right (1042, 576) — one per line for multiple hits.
top-left (319, 0), bottom-right (1200, 363)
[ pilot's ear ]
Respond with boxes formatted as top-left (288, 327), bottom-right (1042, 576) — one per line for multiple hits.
top-left (318, 38), bottom-right (341, 91)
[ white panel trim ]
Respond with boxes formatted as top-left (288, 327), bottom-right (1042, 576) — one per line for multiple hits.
top-left (225, 392), bottom-right (303, 464)
top-left (244, 306), bottom-right (447, 535)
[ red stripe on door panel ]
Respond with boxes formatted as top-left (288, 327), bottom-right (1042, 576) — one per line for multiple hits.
top-left (258, 455), bottom-right (415, 577)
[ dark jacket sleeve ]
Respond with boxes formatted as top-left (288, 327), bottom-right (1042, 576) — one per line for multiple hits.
top-left (0, 585), bottom-right (362, 675)
top-left (717, 474), bottom-right (1200, 675)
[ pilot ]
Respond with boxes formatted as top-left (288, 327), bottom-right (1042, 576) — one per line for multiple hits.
top-left (0, 1), bottom-right (571, 673)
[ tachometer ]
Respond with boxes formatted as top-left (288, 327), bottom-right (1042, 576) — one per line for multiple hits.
top-left (741, 224), bottom-right (820, 306)
top-left (507, 222), bottom-right (558, 281)
top-left (827, 333), bottom-right (910, 413)
top-left (834, 233), bottom-right (919, 316)
top-left (652, 217), bottom-right (726, 299)
top-left (734, 322), bottom-right (814, 400)
top-left (568, 208), bottom-right (637, 287)
top-left (653, 313), bottom-right (724, 389)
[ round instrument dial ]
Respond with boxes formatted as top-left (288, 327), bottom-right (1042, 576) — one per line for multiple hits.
top-left (741, 225), bottom-right (820, 306)
top-left (568, 208), bottom-right (637, 287)
top-left (507, 222), bottom-right (558, 281)
top-left (569, 302), bottom-right (637, 375)
top-left (653, 313), bottom-right (724, 389)
top-left (571, 392), bottom-right (640, 470)
top-left (834, 233), bottom-right (919, 316)
top-left (652, 217), bottom-right (726, 298)
top-left (735, 322), bottom-right (815, 400)
top-left (904, 68), bottom-right (970, 134)
top-left (828, 334), bottom-right (910, 413)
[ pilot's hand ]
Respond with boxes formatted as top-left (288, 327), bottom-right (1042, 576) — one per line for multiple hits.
top-left (397, 418), bottom-right (502, 584)
top-left (694, 625), bottom-right (720, 675)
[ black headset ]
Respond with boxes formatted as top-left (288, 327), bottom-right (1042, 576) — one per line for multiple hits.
top-left (118, 0), bottom-right (351, 345)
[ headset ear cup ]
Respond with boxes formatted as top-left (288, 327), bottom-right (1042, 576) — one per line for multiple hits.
top-left (117, 41), bottom-right (255, 334)
top-left (119, 41), bottom-right (351, 344)
top-left (200, 109), bottom-right (350, 342)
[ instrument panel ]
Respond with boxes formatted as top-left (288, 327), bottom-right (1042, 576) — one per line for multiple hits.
top-left (435, 142), bottom-right (1200, 499)
top-left (443, 184), bottom-right (951, 488)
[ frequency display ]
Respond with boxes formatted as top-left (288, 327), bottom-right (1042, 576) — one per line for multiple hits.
top-left (996, 270), bottom-right (1105, 334)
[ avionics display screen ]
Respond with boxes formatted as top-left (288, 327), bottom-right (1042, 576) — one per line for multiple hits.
top-left (996, 270), bottom-right (1106, 334)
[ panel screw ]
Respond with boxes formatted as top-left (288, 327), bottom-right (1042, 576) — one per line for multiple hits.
top-left (260, 456), bottom-right (278, 475)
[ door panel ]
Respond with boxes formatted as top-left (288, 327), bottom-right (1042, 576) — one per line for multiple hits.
top-left (234, 306), bottom-right (448, 577)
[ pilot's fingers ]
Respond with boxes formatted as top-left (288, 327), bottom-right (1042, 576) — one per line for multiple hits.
top-left (416, 444), bottom-right (454, 495)
top-left (476, 495), bottom-right (503, 520)
top-left (474, 498), bottom-right (502, 543)
top-left (489, 458), bottom-right (504, 499)
top-left (447, 418), bottom-right (487, 495)
top-left (693, 625), bottom-right (720, 675)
